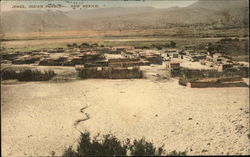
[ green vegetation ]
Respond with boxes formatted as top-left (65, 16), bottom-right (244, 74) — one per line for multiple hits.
top-left (1, 27), bottom-right (248, 54)
top-left (79, 42), bottom-right (99, 48)
top-left (67, 42), bottom-right (100, 49)
top-left (129, 137), bottom-right (165, 156)
top-left (62, 131), bottom-right (187, 156)
top-left (206, 37), bottom-right (248, 56)
top-left (1, 44), bottom-right (68, 54)
top-left (138, 41), bottom-right (177, 50)
top-left (1, 68), bottom-right (56, 81)
top-left (18, 69), bottom-right (56, 81)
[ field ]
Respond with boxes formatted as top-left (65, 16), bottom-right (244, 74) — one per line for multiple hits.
top-left (1, 27), bottom-right (248, 54)
top-left (1, 79), bottom-right (249, 156)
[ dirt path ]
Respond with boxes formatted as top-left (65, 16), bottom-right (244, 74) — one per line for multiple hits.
top-left (74, 105), bottom-right (90, 130)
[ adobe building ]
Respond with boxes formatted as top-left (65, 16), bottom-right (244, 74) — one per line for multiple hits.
top-left (186, 77), bottom-right (247, 88)
top-left (139, 53), bottom-right (163, 65)
top-left (178, 69), bottom-right (248, 88)
top-left (166, 61), bottom-right (181, 77)
top-left (76, 66), bottom-right (143, 79)
top-left (218, 64), bottom-right (233, 72)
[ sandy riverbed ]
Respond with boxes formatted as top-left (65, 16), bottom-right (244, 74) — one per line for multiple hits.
top-left (1, 79), bottom-right (249, 156)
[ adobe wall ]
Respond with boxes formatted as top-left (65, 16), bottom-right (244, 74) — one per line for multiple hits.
top-left (78, 68), bottom-right (109, 78)
top-left (181, 68), bottom-right (248, 81)
top-left (109, 68), bottom-right (142, 79)
top-left (179, 77), bottom-right (187, 86)
top-left (78, 67), bottom-right (142, 79)
top-left (108, 61), bottom-right (145, 67)
top-left (188, 81), bottom-right (247, 88)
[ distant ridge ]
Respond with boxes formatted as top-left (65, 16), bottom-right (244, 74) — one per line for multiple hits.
top-left (1, 0), bottom-right (249, 33)
top-left (188, 0), bottom-right (248, 10)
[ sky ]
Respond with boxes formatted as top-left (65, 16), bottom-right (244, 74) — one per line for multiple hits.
top-left (1, 0), bottom-right (197, 11)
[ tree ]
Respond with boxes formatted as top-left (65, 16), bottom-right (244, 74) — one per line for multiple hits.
top-left (80, 43), bottom-right (90, 48)
top-left (72, 43), bottom-right (78, 48)
top-left (66, 44), bottom-right (72, 48)
top-left (170, 41), bottom-right (176, 48)
top-left (91, 43), bottom-right (98, 47)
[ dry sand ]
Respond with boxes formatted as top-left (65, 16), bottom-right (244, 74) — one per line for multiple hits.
top-left (1, 79), bottom-right (249, 156)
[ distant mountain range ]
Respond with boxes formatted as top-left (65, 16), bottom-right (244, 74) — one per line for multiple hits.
top-left (1, 0), bottom-right (249, 33)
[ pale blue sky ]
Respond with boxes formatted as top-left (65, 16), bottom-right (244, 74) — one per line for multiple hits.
top-left (1, 0), bottom-right (197, 11)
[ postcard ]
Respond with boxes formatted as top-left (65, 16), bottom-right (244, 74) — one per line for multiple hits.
top-left (1, 0), bottom-right (249, 156)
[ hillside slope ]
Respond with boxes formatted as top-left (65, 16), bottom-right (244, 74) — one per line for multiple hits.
top-left (1, 0), bottom-right (248, 33)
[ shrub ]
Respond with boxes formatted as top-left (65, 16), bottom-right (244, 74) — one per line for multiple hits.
top-left (170, 41), bottom-right (176, 48)
top-left (17, 69), bottom-right (55, 81)
top-left (66, 44), bottom-right (72, 48)
top-left (1, 69), bottom-right (56, 81)
top-left (156, 45), bottom-right (163, 50)
top-left (72, 43), bottom-right (78, 48)
top-left (63, 146), bottom-right (77, 157)
top-left (1, 69), bottom-right (18, 80)
top-left (62, 131), bottom-right (186, 156)
top-left (168, 150), bottom-right (187, 156)
top-left (91, 43), bottom-right (99, 47)
top-left (129, 138), bottom-right (164, 156)
top-left (18, 69), bottom-right (34, 81)
top-left (135, 46), bottom-right (150, 49)
top-left (80, 43), bottom-right (90, 48)
top-left (63, 132), bottom-right (127, 156)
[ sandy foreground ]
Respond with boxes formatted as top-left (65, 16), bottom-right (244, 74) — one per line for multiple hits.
top-left (1, 79), bottom-right (249, 156)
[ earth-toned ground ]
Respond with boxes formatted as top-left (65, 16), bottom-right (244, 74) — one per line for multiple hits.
top-left (1, 78), bottom-right (249, 156)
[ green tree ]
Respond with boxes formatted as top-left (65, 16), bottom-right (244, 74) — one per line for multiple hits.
top-left (170, 41), bottom-right (176, 48)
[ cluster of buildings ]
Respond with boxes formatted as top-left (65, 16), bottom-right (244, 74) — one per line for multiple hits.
top-left (1, 43), bottom-right (248, 84)
top-left (1, 46), bottom-right (164, 79)
top-left (161, 46), bottom-right (248, 87)
top-left (164, 47), bottom-right (248, 75)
